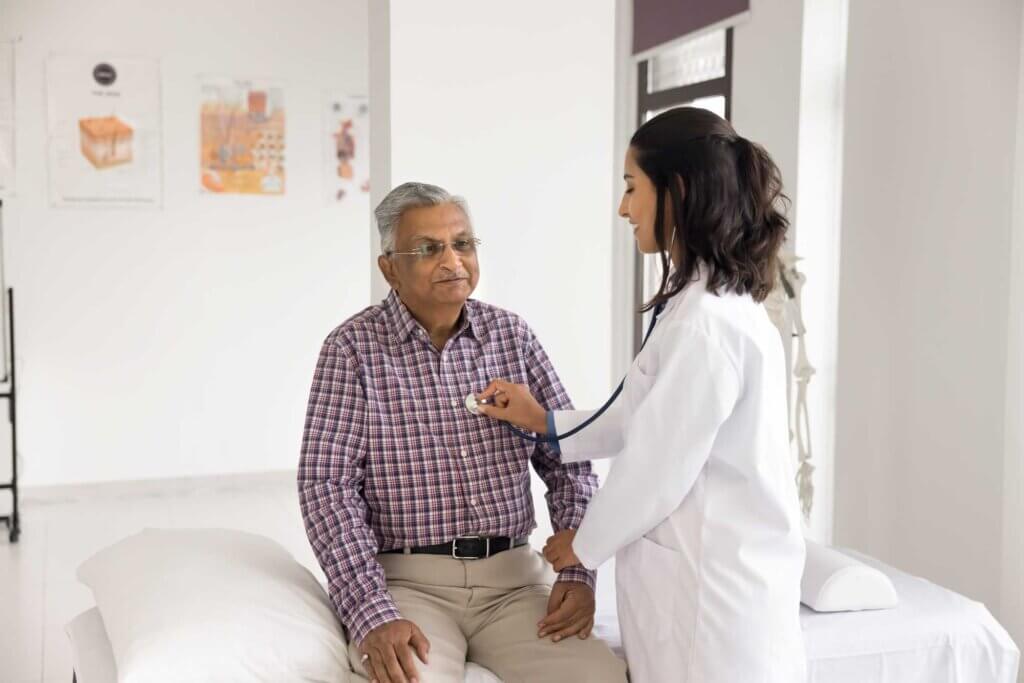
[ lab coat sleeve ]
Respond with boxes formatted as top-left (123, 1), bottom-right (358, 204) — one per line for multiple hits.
top-left (551, 397), bottom-right (629, 463)
top-left (572, 324), bottom-right (741, 569)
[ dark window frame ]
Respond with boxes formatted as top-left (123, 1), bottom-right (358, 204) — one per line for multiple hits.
top-left (631, 28), bottom-right (734, 354)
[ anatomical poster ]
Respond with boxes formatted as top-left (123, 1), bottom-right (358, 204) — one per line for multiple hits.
top-left (200, 77), bottom-right (285, 195)
top-left (323, 93), bottom-right (369, 203)
top-left (46, 55), bottom-right (162, 207)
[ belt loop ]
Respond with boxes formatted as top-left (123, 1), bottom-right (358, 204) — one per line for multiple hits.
top-left (403, 547), bottom-right (412, 555)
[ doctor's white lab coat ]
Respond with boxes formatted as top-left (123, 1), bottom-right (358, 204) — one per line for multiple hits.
top-left (553, 275), bottom-right (807, 683)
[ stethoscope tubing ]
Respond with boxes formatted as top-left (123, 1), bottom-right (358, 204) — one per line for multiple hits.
top-left (499, 301), bottom-right (665, 444)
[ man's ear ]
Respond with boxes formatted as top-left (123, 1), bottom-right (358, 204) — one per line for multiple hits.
top-left (378, 255), bottom-right (400, 291)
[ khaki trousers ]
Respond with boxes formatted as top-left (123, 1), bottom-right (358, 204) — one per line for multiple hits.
top-left (348, 545), bottom-right (627, 683)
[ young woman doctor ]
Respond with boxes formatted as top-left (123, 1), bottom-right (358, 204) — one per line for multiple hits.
top-left (476, 107), bottom-right (807, 683)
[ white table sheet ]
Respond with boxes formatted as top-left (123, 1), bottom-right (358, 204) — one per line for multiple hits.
top-left (68, 553), bottom-right (1019, 683)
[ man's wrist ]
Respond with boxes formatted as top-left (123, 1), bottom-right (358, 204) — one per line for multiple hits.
top-left (349, 594), bottom-right (403, 647)
top-left (556, 566), bottom-right (597, 591)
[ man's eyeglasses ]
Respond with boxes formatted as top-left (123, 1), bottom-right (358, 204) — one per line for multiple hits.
top-left (386, 238), bottom-right (482, 260)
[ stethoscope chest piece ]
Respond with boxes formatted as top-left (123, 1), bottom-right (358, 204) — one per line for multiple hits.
top-left (465, 392), bottom-right (499, 416)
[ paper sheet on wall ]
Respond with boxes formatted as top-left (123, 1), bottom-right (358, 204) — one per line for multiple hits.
top-left (0, 42), bottom-right (15, 196)
top-left (200, 78), bottom-right (285, 195)
top-left (323, 93), bottom-right (369, 203)
top-left (46, 55), bottom-right (162, 208)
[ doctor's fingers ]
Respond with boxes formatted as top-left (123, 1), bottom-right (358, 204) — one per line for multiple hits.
top-left (553, 555), bottom-right (580, 572)
top-left (542, 543), bottom-right (560, 562)
top-left (541, 543), bottom-right (566, 564)
top-left (478, 379), bottom-right (513, 399)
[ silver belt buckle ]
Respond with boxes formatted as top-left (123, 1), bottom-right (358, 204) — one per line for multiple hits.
top-left (452, 535), bottom-right (489, 560)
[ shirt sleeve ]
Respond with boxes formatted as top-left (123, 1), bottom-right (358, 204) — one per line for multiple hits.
top-left (573, 324), bottom-right (742, 570)
top-left (297, 337), bottom-right (402, 646)
top-left (522, 326), bottom-right (599, 589)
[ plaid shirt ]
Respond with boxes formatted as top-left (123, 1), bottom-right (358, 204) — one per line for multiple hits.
top-left (298, 291), bottom-right (598, 645)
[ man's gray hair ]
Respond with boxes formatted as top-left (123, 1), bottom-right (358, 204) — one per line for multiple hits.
top-left (374, 182), bottom-right (472, 254)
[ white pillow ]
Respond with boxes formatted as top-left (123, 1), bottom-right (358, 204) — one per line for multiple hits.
top-left (801, 539), bottom-right (899, 612)
top-left (77, 528), bottom-right (351, 682)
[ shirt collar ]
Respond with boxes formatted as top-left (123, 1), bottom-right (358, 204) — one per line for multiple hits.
top-left (384, 290), bottom-right (485, 344)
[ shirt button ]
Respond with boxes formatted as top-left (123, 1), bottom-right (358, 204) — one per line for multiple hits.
top-left (450, 399), bottom-right (459, 408)
top-left (461, 449), bottom-right (468, 458)
top-left (469, 496), bottom-right (478, 506)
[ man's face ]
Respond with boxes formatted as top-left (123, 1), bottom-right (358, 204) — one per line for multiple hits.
top-left (378, 203), bottom-right (480, 312)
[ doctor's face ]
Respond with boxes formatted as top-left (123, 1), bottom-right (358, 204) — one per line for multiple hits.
top-left (619, 146), bottom-right (676, 255)
top-left (379, 202), bottom-right (480, 312)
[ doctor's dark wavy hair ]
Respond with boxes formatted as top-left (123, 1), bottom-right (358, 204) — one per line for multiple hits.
top-left (631, 107), bottom-right (790, 310)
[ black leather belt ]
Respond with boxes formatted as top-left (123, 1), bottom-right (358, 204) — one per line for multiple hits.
top-left (383, 536), bottom-right (528, 560)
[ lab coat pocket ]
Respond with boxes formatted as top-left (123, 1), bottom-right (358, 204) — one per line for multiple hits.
top-left (616, 536), bottom-right (693, 680)
top-left (616, 536), bottom-right (684, 643)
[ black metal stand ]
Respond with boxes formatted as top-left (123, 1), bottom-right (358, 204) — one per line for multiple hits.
top-left (0, 288), bottom-right (19, 542)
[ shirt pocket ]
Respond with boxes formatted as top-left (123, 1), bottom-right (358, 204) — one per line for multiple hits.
top-left (367, 380), bottom-right (440, 453)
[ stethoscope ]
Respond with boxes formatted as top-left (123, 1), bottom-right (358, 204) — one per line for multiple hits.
top-left (465, 300), bottom-right (666, 444)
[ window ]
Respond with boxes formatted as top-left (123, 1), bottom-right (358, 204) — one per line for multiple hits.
top-left (633, 29), bottom-right (734, 354)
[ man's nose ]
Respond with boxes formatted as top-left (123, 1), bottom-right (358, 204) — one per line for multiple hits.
top-left (439, 243), bottom-right (463, 269)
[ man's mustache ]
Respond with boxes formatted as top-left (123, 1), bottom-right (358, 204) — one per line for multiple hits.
top-left (434, 272), bottom-right (470, 283)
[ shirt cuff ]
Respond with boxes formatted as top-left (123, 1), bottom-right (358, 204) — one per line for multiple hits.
top-left (546, 410), bottom-right (561, 454)
top-left (556, 565), bottom-right (596, 591)
top-left (347, 591), bottom-right (403, 647)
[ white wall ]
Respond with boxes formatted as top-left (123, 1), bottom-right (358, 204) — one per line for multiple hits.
top-left (792, 0), bottom-right (848, 544)
top-left (1002, 0), bottom-right (1024, 661)
top-left (732, 0), bottom-right (805, 223)
top-left (368, 0), bottom-right (392, 304)
top-left (373, 0), bottom-right (617, 412)
top-left (834, 0), bottom-right (1022, 619)
top-left (0, 0), bottom-right (371, 486)
top-left (370, 1), bottom-right (617, 560)
top-left (732, 0), bottom-right (841, 536)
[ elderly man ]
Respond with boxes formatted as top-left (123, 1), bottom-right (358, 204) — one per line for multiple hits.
top-left (299, 182), bottom-right (626, 683)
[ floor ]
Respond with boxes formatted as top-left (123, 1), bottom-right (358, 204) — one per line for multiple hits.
top-left (0, 471), bottom-right (323, 683)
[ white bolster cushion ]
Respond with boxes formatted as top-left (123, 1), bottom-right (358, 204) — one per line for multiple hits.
top-left (801, 539), bottom-right (899, 612)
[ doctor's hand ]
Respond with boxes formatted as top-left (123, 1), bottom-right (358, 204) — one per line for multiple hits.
top-left (538, 581), bottom-right (596, 642)
top-left (358, 619), bottom-right (431, 683)
top-left (475, 379), bottom-right (548, 435)
top-left (543, 529), bottom-right (582, 572)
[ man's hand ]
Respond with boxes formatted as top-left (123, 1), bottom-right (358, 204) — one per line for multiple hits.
top-left (475, 379), bottom-right (548, 435)
top-left (358, 619), bottom-right (431, 683)
top-left (543, 529), bottom-right (582, 572)
top-left (538, 581), bottom-right (596, 642)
